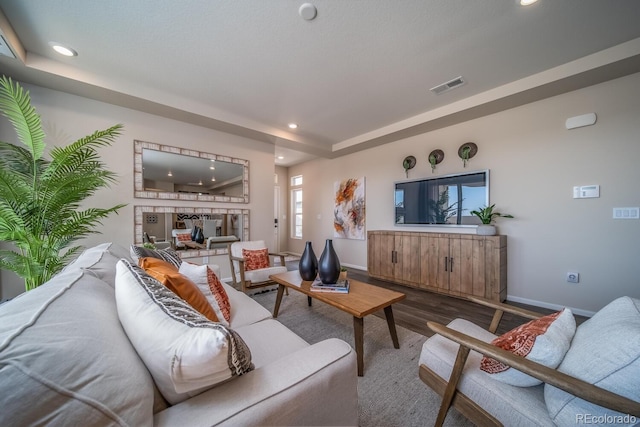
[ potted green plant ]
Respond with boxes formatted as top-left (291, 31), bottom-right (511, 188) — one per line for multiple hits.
top-left (339, 266), bottom-right (348, 282)
top-left (0, 76), bottom-right (126, 291)
top-left (470, 204), bottom-right (514, 236)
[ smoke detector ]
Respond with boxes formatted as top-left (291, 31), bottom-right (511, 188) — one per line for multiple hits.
top-left (430, 76), bottom-right (466, 95)
top-left (299, 3), bottom-right (317, 20)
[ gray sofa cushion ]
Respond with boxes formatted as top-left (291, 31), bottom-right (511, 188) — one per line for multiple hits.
top-left (544, 296), bottom-right (640, 426)
top-left (61, 242), bottom-right (131, 287)
top-left (0, 270), bottom-right (155, 426)
top-left (223, 282), bottom-right (273, 328)
top-left (234, 318), bottom-right (309, 368)
top-left (154, 338), bottom-right (358, 427)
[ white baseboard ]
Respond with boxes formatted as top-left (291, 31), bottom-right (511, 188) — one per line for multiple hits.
top-left (506, 295), bottom-right (595, 318)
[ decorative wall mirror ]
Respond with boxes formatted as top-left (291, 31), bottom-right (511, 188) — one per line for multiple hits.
top-left (134, 206), bottom-right (249, 257)
top-left (134, 140), bottom-right (249, 203)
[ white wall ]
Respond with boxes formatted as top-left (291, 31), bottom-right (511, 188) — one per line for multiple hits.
top-left (288, 72), bottom-right (640, 315)
top-left (0, 83), bottom-right (277, 299)
top-left (3, 74), bottom-right (639, 313)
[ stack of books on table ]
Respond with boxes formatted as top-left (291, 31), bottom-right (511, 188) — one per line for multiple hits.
top-left (310, 278), bottom-right (350, 294)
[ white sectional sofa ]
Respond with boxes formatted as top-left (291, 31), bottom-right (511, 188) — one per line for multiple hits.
top-left (0, 243), bottom-right (358, 426)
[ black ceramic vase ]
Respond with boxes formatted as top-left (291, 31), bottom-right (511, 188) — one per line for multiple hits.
top-left (318, 239), bottom-right (341, 284)
top-left (191, 226), bottom-right (199, 241)
top-left (298, 241), bottom-right (318, 281)
top-left (195, 227), bottom-right (205, 244)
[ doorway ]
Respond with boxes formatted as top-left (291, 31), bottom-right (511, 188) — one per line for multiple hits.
top-left (273, 185), bottom-right (281, 252)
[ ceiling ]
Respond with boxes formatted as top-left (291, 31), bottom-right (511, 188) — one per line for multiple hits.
top-left (1, 1), bottom-right (640, 166)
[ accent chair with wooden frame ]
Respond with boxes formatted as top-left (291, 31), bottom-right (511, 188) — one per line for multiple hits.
top-left (228, 240), bottom-right (288, 294)
top-left (419, 296), bottom-right (640, 426)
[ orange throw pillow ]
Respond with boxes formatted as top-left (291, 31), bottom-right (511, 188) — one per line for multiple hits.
top-left (176, 233), bottom-right (191, 242)
top-left (139, 257), bottom-right (219, 322)
top-left (242, 248), bottom-right (270, 271)
top-left (207, 266), bottom-right (231, 323)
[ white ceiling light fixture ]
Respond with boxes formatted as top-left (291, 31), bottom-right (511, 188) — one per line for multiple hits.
top-left (520, 0), bottom-right (539, 5)
top-left (48, 41), bottom-right (77, 57)
top-left (288, 123), bottom-right (298, 129)
top-left (167, 171), bottom-right (173, 177)
top-left (277, 155), bottom-right (284, 160)
top-left (211, 177), bottom-right (216, 182)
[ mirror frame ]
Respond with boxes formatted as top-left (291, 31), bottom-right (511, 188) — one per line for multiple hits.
top-left (134, 206), bottom-right (250, 257)
top-left (134, 140), bottom-right (250, 203)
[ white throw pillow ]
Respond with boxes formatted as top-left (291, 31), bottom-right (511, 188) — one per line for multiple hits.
top-left (114, 259), bottom-right (253, 404)
top-left (179, 262), bottom-right (231, 326)
top-left (480, 308), bottom-right (576, 387)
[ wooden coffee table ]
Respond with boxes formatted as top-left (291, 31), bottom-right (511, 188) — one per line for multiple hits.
top-left (269, 270), bottom-right (406, 376)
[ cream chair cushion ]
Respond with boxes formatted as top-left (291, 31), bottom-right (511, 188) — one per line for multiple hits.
top-left (419, 318), bottom-right (553, 426)
top-left (243, 267), bottom-right (287, 283)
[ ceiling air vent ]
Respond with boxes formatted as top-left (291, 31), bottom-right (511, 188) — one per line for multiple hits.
top-left (430, 76), bottom-right (466, 95)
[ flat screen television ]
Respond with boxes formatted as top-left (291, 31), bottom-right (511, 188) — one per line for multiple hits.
top-left (394, 170), bottom-right (489, 225)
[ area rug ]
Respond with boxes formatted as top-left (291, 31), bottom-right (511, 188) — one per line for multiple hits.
top-left (250, 289), bottom-right (473, 427)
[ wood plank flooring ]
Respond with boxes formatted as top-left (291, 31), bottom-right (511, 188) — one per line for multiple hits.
top-left (346, 269), bottom-right (589, 337)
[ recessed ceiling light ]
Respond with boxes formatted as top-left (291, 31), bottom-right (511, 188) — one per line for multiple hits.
top-left (209, 166), bottom-right (215, 170)
top-left (48, 42), bottom-right (77, 57)
top-left (288, 123), bottom-right (298, 129)
top-left (520, 0), bottom-right (538, 5)
top-left (277, 155), bottom-right (284, 160)
top-left (211, 177), bottom-right (216, 182)
top-left (167, 171), bottom-right (173, 177)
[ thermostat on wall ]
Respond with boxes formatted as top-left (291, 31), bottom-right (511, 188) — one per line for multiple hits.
top-left (573, 185), bottom-right (599, 199)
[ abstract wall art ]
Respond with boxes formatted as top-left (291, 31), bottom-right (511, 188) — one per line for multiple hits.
top-left (334, 177), bottom-right (366, 240)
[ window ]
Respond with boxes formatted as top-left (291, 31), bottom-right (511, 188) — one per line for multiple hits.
top-left (291, 175), bottom-right (303, 239)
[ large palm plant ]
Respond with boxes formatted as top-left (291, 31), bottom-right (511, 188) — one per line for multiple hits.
top-left (0, 76), bottom-right (126, 291)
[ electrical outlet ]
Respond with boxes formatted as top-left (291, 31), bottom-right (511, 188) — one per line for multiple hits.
top-left (566, 272), bottom-right (580, 283)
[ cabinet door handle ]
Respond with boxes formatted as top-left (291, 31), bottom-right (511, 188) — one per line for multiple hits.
top-left (449, 257), bottom-right (454, 272)
top-left (444, 257), bottom-right (448, 272)
top-left (391, 250), bottom-right (397, 264)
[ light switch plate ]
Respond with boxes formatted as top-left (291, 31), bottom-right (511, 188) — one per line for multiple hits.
top-left (613, 207), bottom-right (640, 219)
top-left (573, 185), bottom-right (599, 199)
